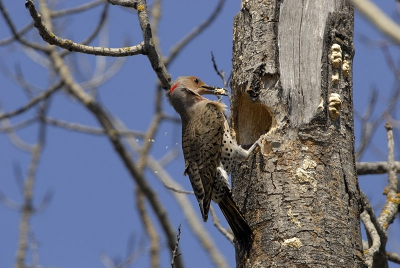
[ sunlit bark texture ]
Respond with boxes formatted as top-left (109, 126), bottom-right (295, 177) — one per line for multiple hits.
top-left (230, 1), bottom-right (365, 266)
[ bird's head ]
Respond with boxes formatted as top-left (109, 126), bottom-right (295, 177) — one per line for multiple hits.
top-left (169, 76), bottom-right (227, 96)
top-left (167, 76), bottom-right (227, 116)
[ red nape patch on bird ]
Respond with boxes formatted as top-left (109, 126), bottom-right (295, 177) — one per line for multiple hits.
top-left (170, 83), bottom-right (178, 94)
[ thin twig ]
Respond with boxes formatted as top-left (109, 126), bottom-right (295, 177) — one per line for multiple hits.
top-left (0, 191), bottom-right (21, 210)
top-left (60, 2), bottom-right (110, 58)
top-left (136, 190), bottom-right (159, 268)
top-left (210, 52), bottom-right (231, 102)
top-left (0, 0), bottom-right (48, 51)
top-left (356, 46), bottom-right (400, 160)
top-left (100, 234), bottom-right (147, 268)
top-left (0, 21), bottom-right (34, 46)
top-left (80, 57), bottom-right (126, 89)
top-left (80, 2), bottom-right (108, 46)
top-left (138, 113), bottom-right (163, 169)
top-left (51, 0), bottom-right (105, 17)
top-left (160, 178), bottom-right (194, 195)
top-left (164, 0), bottom-right (226, 67)
top-left (0, 81), bottom-right (63, 120)
top-left (170, 223), bottom-right (182, 268)
top-left (161, 113), bottom-right (181, 124)
top-left (211, 52), bottom-right (228, 89)
top-left (44, 117), bottom-right (145, 137)
top-left (210, 206), bottom-right (234, 244)
top-left (158, 147), bottom-right (180, 167)
top-left (15, 102), bottom-right (48, 268)
top-left (0, 118), bottom-right (36, 133)
top-left (0, 104), bottom-right (34, 152)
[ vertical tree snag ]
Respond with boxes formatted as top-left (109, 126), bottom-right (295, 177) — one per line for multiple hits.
top-left (231, 1), bottom-right (365, 267)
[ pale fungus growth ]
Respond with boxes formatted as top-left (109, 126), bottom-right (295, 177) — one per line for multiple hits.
top-left (330, 43), bottom-right (342, 68)
top-left (282, 237), bottom-right (303, 248)
top-left (332, 71), bottom-right (339, 84)
top-left (328, 93), bottom-right (342, 120)
top-left (342, 57), bottom-right (351, 77)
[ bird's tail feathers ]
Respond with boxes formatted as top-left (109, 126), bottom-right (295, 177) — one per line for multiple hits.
top-left (218, 191), bottom-right (253, 252)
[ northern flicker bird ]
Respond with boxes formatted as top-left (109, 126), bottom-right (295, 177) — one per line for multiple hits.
top-left (167, 76), bottom-right (262, 250)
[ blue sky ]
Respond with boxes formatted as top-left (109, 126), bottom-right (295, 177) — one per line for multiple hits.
top-left (0, 0), bottom-right (399, 267)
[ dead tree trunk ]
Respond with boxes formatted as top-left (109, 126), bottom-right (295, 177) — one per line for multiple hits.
top-left (230, 1), bottom-right (365, 267)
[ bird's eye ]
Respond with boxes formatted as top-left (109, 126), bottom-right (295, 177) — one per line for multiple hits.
top-left (194, 78), bottom-right (199, 83)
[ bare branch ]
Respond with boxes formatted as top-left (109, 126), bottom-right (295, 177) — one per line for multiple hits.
top-left (28, 230), bottom-right (40, 267)
top-left (360, 191), bottom-right (386, 246)
top-left (170, 223), bottom-right (181, 268)
top-left (164, 0), bottom-right (226, 67)
top-left (377, 122), bottom-right (399, 231)
top-left (30, 0), bottom-right (180, 262)
top-left (136, 190), bottom-right (159, 268)
top-left (357, 161), bottom-right (400, 175)
top-left (0, 191), bottom-right (21, 210)
top-left (136, 0), bottom-right (171, 89)
top-left (0, 105), bottom-right (34, 152)
top-left (210, 206), bottom-right (234, 244)
top-left (51, 0), bottom-right (105, 17)
top-left (160, 176), bottom-right (194, 195)
top-left (0, 81), bottom-right (63, 120)
top-left (0, 0), bottom-right (48, 51)
top-left (44, 117), bottom-right (145, 137)
top-left (356, 46), bottom-right (400, 160)
top-left (161, 113), bottom-right (181, 124)
top-left (25, 0), bottom-right (144, 56)
top-left (35, 191), bottom-right (53, 214)
top-left (0, 21), bottom-right (34, 46)
top-left (108, 0), bottom-right (138, 8)
top-left (385, 112), bottom-right (400, 129)
top-left (356, 87), bottom-right (400, 161)
top-left (149, 0), bottom-right (162, 54)
top-left (81, 57), bottom-right (126, 89)
top-left (15, 102), bottom-right (48, 268)
top-left (368, 122), bottom-right (400, 267)
top-left (0, 118), bottom-right (36, 133)
top-left (22, 46), bottom-right (51, 68)
top-left (115, 120), bottom-right (229, 268)
top-left (350, 0), bottom-right (400, 43)
top-left (74, 3), bottom-right (109, 47)
top-left (361, 210), bottom-right (381, 268)
top-left (60, 2), bottom-right (110, 58)
top-left (100, 234), bottom-right (146, 268)
top-left (387, 252), bottom-right (400, 264)
top-left (138, 113), bottom-right (162, 170)
top-left (210, 52), bottom-right (231, 102)
top-left (211, 53), bottom-right (227, 85)
top-left (157, 147), bottom-right (180, 167)
top-left (146, 160), bottom-right (228, 268)
top-left (0, 52), bottom-right (49, 91)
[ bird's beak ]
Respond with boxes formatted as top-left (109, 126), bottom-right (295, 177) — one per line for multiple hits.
top-left (201, 85), bottom-right (228, 96)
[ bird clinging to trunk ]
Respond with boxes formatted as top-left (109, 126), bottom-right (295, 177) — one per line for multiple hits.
top-left (167, 76), bottom-right (262, 250)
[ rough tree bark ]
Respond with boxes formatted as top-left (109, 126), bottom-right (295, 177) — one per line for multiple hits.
top-left (230, 1), bottom-right (365, 267)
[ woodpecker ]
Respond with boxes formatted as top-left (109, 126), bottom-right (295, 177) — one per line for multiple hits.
top-left (167, 76), bottom-right (262, 250)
